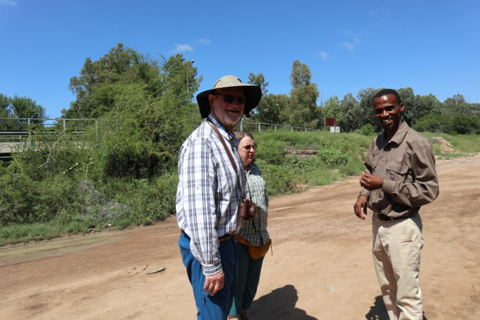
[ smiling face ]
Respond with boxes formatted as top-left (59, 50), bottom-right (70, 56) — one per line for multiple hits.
top-left (208, 87), bottom-right (245, 132)
top-left (238, 136), bottom-right (256, 170)
top-left (374, 93), bottom-right (404, 139)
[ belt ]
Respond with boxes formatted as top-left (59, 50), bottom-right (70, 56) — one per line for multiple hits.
top-left (375, 212), bottom-right (417, 222)
top-left (218, 234), bottom-right (235, 243)
top-left (181, 229), bottom-right (234, 243)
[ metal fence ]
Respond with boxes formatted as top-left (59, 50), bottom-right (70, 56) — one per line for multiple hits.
top-left (0, 117), bottom-right (322, 137)
top-left (238, 121), bottom-right (321, 133)
top-left (0, 118), bottom-right (99, 141)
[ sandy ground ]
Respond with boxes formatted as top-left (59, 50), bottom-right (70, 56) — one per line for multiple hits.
top-left (1, 155), bottom-right (480, 320)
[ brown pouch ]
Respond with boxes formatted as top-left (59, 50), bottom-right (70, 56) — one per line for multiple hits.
top-left (235, 235), bottom-right (272, 260)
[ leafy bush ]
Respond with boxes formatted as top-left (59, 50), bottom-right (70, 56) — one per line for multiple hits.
top-left (359, 123), bottom-right (375, 136)
top-left (4, 122), bottom-right (478, 245)
top-left (257, 161), bottom-right (297, 196)
top-left (452, 115), bottom-right (480, 134)
top-left (414, 113), bottom-right (455, 134)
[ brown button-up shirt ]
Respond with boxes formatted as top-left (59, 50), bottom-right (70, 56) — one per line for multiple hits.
top-left (360, 122), bottom-right (439, 218)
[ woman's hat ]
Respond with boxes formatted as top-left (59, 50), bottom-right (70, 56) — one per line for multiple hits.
top-left (196, 75), bottom-right (262, 118)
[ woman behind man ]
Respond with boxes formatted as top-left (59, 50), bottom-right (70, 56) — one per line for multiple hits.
top-left (229, 132), bottom-right (271, 320)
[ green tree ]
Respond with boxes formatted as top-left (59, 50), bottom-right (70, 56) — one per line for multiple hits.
top-left (0, 94), bottom-right (10, 117)
top-left (442, 94), bottom-right (469, 118)
top-left (470, 103), bottom-right (480, 118)
top-left (94, 82), bottom-right (194, 180)
top-left (413, 113), bottom-right (454, 134)
top-left (247, 73), bottom-right (269, 96)
top-left (285, 60), bottom-right (321, 128)
top-left (338, 93), bottom-right (359, 132)
top-left (356, 88), bottom-right (378, 131)
top-left (247, 73), bottom-right (269, 120)
top-left (323, 95), bottom-right (341, 119)
top-left (252, 93), bottom-right (289, 124)
top-left (452, 115), bottom-right (480, 134)
top-left (0, 94), bottom-right (13, 129)
top-left (397, 87), bottom-right (416, 126)
top-left (9, 95), bottom-right (46, 125)
top-left (413, 94), bottom-right (442, 123)
top-left (66, 43), bottom-right (191, 119)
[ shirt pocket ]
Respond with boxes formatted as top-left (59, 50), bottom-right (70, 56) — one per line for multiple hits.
top-left (386, 160), bottom-right (411, 183)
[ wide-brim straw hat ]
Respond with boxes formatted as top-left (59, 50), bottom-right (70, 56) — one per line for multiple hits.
top-left (196, 75), bottom-right (262, 118)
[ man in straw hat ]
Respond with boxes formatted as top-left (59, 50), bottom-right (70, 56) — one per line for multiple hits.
top-left (176, 75), bottom-right (262, 319)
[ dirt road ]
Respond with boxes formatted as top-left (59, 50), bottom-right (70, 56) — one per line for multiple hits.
top-left (1, 156), bottom-right (479, 320)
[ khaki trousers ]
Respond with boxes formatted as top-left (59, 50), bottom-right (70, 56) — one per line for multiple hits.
top-left (372, 214), bottom-right (424, 320)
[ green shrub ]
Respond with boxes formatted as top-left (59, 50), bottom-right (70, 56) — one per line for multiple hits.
top-left (360, 123), bottom-right (375, 136)
top-left (258, 162), bottom-right (297, 196)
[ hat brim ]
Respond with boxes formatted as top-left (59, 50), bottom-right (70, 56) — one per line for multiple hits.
top-left (196, 84), bottom-right (262, 119)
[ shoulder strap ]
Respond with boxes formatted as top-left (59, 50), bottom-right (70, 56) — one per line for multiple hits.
top-left (207, 121), bottom-right (238, 173)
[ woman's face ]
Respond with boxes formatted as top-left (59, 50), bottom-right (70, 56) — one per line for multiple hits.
top-left (238, 136), bottom-right (256, 169)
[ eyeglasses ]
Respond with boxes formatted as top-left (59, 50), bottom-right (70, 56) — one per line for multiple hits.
top-left (242, 144), bottom-right (257, 151)
top-left (215, 93), bottom-right (246, 105)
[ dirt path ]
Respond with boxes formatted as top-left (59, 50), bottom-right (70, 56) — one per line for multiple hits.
top-left (1, 156), bottom-right (480, 320)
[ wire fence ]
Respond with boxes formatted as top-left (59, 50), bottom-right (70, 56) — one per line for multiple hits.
top-left (0, 117), bottom-right (324, 138)
top-left (238, 121), bottom-right (321, 133)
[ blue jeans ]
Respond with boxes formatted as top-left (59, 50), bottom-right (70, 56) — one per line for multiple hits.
top-left (179, 232), bottom-right (237, 320)
top-left (230, 241), bottom-right (264, 316)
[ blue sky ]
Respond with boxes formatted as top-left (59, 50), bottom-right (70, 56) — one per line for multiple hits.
top-left (1, 0), bottom-right (479, 119)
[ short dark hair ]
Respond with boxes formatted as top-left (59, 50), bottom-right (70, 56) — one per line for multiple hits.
top-left (374, 89), bottom-right (402, 105)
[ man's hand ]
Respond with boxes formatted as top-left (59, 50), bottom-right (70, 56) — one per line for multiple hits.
top-left (354, 195), bottom-right (368, 220)
top-left (204, 270), bottom-right (224, 295)
top-left (360, 172), bottom-right (384, 191)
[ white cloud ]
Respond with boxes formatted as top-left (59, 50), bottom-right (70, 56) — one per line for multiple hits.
top-left (172, 44), bottom-right (194, 53)
top-left (170, 38), bottom-right (210, 53)
top-left (0, 0), bottom-right (17, 6)
top-left (318, 51), bottom-right (330, 60)
top-left (342, 38), bottom-right (360, 50)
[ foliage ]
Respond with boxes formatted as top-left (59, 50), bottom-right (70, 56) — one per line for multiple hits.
top-left (0, 46), bottom-right (201, 244)
top-left (3, 48), bottom-right (480, 244)
top-left (92, 82), bottom-right (197, 180)
top-left (413, 113), bottom-right (455, 134)
top-left (0, 95), bottom-right (46, 129)
top-left (359, 123), bottom-right (375, 136)
top-left (248, 73), bottom-right (269, 95)
top-left (452, 115), bottom-right (480, 134)
top-left (284, 60), bottom-right (321, 128)
top-left (250, 93), bottom-right (289, 124)
top-left (322, 95), bottom-right (343, 125)
top-left (65, 43), bottom-right (200, 120)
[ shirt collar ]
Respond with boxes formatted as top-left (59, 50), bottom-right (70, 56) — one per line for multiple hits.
top-left (385, 121), bottom-right (410, 146)
top-left (207, 114), bottom-right (236, 142)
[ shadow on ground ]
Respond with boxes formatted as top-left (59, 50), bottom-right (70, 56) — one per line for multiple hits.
top-left (365, 296), bottom-right (389, 320)
top-left (365, 296), bottom-right (428, 320)
top-left (248, 284), bottom-right (317, 320)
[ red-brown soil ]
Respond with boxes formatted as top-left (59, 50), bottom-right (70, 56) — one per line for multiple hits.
top-left (1, 155), bottom-right (480, 320)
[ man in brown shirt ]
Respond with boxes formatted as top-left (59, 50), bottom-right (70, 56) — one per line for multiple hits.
top-left (354, 89), bottom-right (439, 320)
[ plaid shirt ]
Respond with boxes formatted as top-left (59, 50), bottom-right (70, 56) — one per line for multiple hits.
top-left (238, 162), bottom-right (270, 247)
top-left (176, 115), bottom-right (245, 275)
